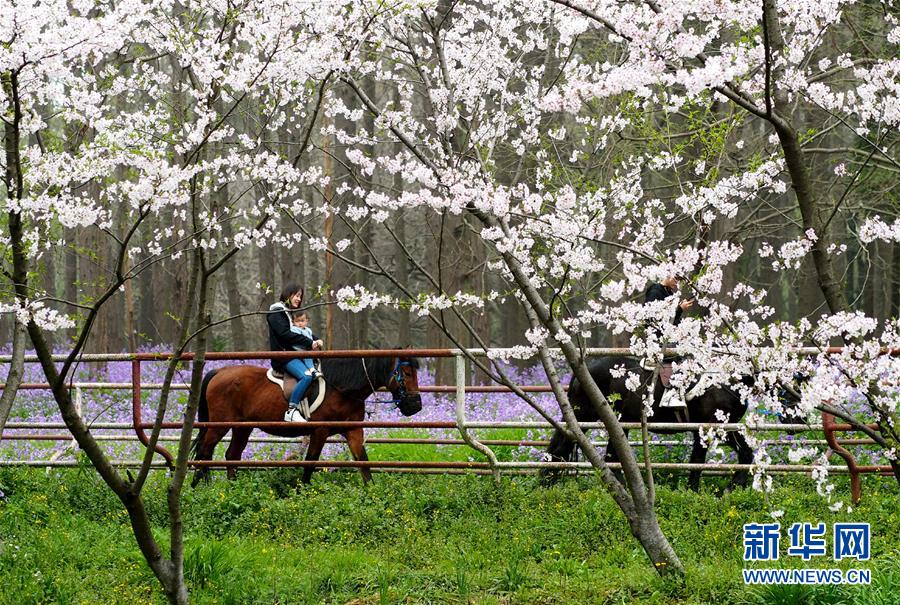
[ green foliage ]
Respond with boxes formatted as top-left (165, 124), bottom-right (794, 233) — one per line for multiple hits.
top-left (0, 469), bottom-right (896, 604)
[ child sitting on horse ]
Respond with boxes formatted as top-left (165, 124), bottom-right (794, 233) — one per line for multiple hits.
top-left (290, 310), bottom-right (323, 378)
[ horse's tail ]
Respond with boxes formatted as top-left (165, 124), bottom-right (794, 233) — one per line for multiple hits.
top-left (190, 369), bottom-right (219, 459)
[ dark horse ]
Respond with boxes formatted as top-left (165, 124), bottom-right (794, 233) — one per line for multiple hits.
top-left (542, 356), bottom-right (753, 490)
top-left (191, 356), bottom-right (422, 486)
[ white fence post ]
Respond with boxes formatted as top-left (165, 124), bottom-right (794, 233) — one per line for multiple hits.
top-left (454, 353), bottom-right (500, 483)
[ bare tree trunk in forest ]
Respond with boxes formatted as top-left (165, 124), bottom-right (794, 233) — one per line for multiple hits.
top-left (888, 244), bottom-right (898, 318)
top-left (108, 183), bottom-right (127, 352)
top-left (429, 211), bottom-right (454, 385)
top-left (867, 243), bottom-right (879, 320)
top-left (355, 77), bottom-right (378, 348)
top-left (117, 176), bottom-right (137, 352)
top-left (326, 87), bottom-right (361, 348)
top-left (123, 256), bottom-right (137, 352)
top-left (78, 225), bottom-right (99, 352)
top-left (389, 87), bottom-right (411, 347)
top-left (221, 216), bottom-right (248, 351)
top-left (306, 187), bottom-right (322, 321)
top-left (64, 229), bottom-right (78, 341)
top-left (323, 111), bottom-right (335, 345)
top-left (138, 259), bottom-right (158, 343)
top-left (797, 259), bottom-right (824, 320)
top-left (356, 228), bottom-right (372, 348)
top-left (395, 212), bottom-right (411, 347)
top-left (167, 255), bottom-right (192, 349)
top-left (877, 242), bottom-right (891, 320)
top-left (41, 238), bottom-right (57, 352)
top-left (256, 242), bottom-right (277, 350)
top-left (280, 212), bottom-right (304, 293)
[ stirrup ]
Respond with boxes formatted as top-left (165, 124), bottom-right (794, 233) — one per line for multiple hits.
top-left (660, 388), bottom-right (686, 409)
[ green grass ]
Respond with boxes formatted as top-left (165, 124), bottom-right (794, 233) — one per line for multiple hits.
top-left (0, 468), bottom-right (897, 604)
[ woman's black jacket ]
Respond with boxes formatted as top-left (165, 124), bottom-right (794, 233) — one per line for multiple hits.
top-left (267, 302), bottom-right (317, 371)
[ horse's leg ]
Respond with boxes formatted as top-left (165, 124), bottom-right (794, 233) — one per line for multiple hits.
top-left (191, 428), bottom-right (229, 487)
top-left (688, 431), bottom-right (708, 491)
top-left (224, 427), bottom-right (252, 481)
top-left (344, 429), bottom-right (372, 485)
top-left (301, 429), bottom-right (329, 484)
top-left (727, 432), bottom-right (752, 489)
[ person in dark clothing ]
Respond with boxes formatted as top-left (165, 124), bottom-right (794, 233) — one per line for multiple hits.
top-left (267, 283), bottom-right (323, 422)
top-left (644, 276), bottom-right (694, 411)
top-left (644, 276), bottom-right (694, 325)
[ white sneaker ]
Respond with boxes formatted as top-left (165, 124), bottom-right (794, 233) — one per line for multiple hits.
top-left (284, 408), bottom-right (306, 423)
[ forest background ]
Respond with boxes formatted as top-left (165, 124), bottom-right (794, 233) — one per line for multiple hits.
top-left (4, 2), bottom-right (896, 393)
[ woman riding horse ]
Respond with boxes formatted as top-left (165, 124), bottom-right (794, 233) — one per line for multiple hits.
top-left (267, 283), bottom-right (322, 422)
top-left (191, 354), bottom-right (423, 486)
top-left (190, 281), bottom-right (423, 486)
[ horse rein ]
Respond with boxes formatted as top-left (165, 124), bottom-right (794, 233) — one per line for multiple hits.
top-left (362, 358), bottom-right (414, 405)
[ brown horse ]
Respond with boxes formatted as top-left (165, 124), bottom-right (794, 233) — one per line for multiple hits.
top-left (190, 356), bottom-right (422, 486)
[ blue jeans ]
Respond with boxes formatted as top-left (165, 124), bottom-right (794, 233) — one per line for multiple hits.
top-left (283, 358), bottom-right (315, 408)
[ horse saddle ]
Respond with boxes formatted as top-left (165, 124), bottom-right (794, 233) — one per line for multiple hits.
top-left (640, 358), bottom-right (676, 388)
top-left (265, 366), bottom-right (326, 418)
top-left (659, 363), bottom-right (674, 388)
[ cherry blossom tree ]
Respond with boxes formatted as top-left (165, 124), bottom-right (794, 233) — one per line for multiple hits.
top-left (1, 1), bottom-right (380, 601)
top-left (287, 0), bottom-right (899, 575)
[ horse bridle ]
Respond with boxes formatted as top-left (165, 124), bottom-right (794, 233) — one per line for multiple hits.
top-left (361, 358), bottom-right (417, 405)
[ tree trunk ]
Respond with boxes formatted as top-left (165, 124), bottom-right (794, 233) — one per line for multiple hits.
top-left (138, 259), bottom-right (158, 343)
top-left (279, 211), bottom-right (305, 294)
top-left (322, 108), bottom-right (335, 345)
top-left (255, 188), bottom-right (277, 351)
top-left (221, 217), bottom-right (248, 350)
top-left (0, 78), bottom-right (28, 434)
top-left (763, 0), bottom-right (851, 316)
top-left (395, 212), bottom-right (411, 347)
top-left (891, 243), bottom-right (900, 318)
top-left (484, 211), bottom-right (684, 575)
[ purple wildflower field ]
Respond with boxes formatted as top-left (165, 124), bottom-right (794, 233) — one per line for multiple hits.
top-left (1, 352), bottom-right (887, 472)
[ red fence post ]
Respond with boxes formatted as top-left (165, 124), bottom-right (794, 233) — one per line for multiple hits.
top-left (822, 411), bottom-right (861, 504)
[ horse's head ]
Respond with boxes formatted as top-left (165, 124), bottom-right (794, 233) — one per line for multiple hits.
top-left (773, 372), bottom-right (810, 423)
top-left (751, 372), bottom-right (808, 429)
top-left (389, 357), bottom-right (422, 416)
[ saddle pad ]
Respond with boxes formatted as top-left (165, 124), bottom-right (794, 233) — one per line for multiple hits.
top-left (265, 368), bottom-right (327, 416)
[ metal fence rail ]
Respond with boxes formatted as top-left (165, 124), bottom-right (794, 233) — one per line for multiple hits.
top-left (1, 348), bottom-right (891, 502)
